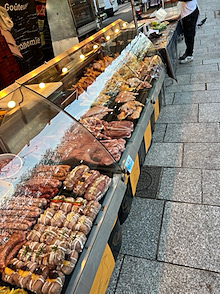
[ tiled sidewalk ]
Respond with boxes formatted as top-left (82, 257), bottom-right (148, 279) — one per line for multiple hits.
top-left (107, 0), bottom-right (220, 293)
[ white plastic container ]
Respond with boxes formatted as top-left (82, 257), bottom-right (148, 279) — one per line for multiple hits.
top-left (0, 153), bottom-right (23, 179)
top-left (155, 8), bottom-right (167, 21)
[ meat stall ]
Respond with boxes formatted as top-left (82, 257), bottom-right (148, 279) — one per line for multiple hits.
top-left (0, 19), bottom-right (166, 294)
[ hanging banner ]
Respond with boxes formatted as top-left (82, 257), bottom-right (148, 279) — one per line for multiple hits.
top-left (1, 0), bottom-right (44, 73)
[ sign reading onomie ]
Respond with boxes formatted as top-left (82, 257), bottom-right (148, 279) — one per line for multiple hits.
top-left (1, 0), bottom-right (44, 72)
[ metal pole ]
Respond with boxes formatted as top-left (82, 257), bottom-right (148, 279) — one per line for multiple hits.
top-left (162, 0), bottom-right (164, 9)
top-left (130, 0), bottom-right (139, 35)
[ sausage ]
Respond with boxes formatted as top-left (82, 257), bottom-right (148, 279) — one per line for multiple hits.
top-left (69, 231), bottom-right (87, 252)
top-left (14, 196), bottom-right (48, 207)
top-left (27, 229), bottom-right (42, 242)
top-left (0, 232), bottom-right (26, 271)
top-left (83, 200), bottom-right (101, 221)
top-left (5, 240), bottom-right (26, 265)
top-left (13, 261), bottom-right (38, 289)
top-left (73, 170), bottom-right (100, 196)
top-left (26, 265), bottom-right (49, 293)
top-left (50, 210), bottom-right (66, 227)
top-left (41, 270), bottom-right (65, 294)
top-left (0, 209), bottom-right (42, 218)
top-left (25, 178), bottom-right (61, 188)
top-left (84, 175), bottom-right (111, 201)
top-left (62, 212), bottom-right (80, 230)
top-left (63, 165), bottom-right (89, 191)
top-left (74, 215), bottom-right (93, 235)
top-left (56, 249), bottom-right (78, 275)
top-left (0, 223), bottom-right (29, 231)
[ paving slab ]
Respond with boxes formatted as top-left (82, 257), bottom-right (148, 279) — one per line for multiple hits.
top-left (120, 198), bottom-right (164, 259)
top-left (164, 93), bottom-right (174, 105)
top-left (191, 71), bottom-right (220, 83)
top-left (174, 90), bottom-right (220, 104)
top-left (199, 103), bottom-right (220, 122)
top-left (115, 257), bottom-right (220, 294)
top-left (158, 202), bottom-right (220, 272)
top-left (207, 47), bottom-right (220, 54)
top-left (193, 53), bottom-right (220, 62)
top-left (202, 170), bottom-right (220, 206)
top-left (166, 83), bottom-right (205, 93)
top-left (169, 74), bottom-right (191, 85)
top-left (156, 104), bottom-right (198, 123)
top-left (203, 57), bottom-right (220, 64)
top-left (144, 143), bottom-right (183, 167)
top-left (106, 254), bottom-right (124, 294)
top-left (152, 123), bottom-right (166, 142)
top-left (176, 64), bottom-right (218, 75)
top-left (207, 82), bottom-right (220, 90)
top-left (164, 122), bottom-right (220, 143)
top-left (183, 143), bottom-right (220, 169)
top-left (158, 168), bottom-right (202, 203)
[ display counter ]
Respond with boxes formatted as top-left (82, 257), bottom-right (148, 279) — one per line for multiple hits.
top-left (0, 20), bottom-right (166, 294)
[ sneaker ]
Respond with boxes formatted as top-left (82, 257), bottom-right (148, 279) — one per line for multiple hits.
top-left (178, 53), bottom-right (187, 60)
top-left (179, 56), bottom-right (193, 64)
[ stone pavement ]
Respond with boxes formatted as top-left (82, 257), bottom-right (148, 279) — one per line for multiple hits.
top-left (107, 0), bottom-right (220, 293)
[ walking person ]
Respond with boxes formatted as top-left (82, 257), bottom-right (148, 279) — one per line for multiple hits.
top-left (179, 0), bottom-right (199, 64)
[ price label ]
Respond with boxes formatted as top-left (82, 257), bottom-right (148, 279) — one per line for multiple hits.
top-left (124, 155), bottom-right (134, 174)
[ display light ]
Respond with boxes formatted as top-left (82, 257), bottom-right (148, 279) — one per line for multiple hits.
top-left (39, 82), bottom-right (45, 89)
top-left (7, 100), bottom-right (16, 108)
top-left (123, 23), bottom-right (127, 27)
top-left (93, 44), bottom-right (98, 50)
top-left (106, 35), bottom-right (110, 41)
top-left (80, 54), bottom-right (85, 60)
top-left (62, 67), bottom-right (68, 73)
top-left (115, 29), bottom-right (119, 33)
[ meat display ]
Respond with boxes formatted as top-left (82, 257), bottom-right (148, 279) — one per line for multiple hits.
top-left (103, 121), bottom-right (134, 139)
top-left (70, 55), bottom-right (115, 95)
top-left (100, 139), bottom-right (126, 162)
top-left (117, 101), bottom-right (144, 120)
top-left (81, 105), bottom-right (113, 120)
top-left (115, 91), bottom-right (138, 103)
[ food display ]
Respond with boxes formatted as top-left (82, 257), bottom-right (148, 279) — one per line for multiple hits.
top-left (0, 22), bottom-right (166, 294)
top-left (0, 85), bottom-right (120, 294)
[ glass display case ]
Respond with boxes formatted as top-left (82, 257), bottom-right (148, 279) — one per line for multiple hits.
top-left (15, 22), bottom-right (164, 166)
top-left (0, 84), bottom-right (126, 294)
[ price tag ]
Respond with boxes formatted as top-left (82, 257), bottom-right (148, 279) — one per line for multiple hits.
top-left (124, 155), bottom-right (134, 174)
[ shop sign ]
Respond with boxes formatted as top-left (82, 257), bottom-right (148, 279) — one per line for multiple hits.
top-left (1, 0), bottom-right (44, 73)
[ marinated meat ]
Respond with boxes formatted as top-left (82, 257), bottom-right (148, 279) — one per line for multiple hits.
top-left (117, 101), bottom-right (144, 120)
top-left (115, 91), bottom-right (138, 103)
top-left (81, 105), bottom-right (113, 120)
top-left (84, 175), bottom-right (112, 201)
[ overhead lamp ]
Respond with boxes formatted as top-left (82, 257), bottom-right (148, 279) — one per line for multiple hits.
top-left (7, 100), bottom-right (16, 108)
top-left (93, 44), bottom-right (98, 50)
top-left (39, 82), bottom-right (45, 89)
top-left (115, 29), bottom-right (119, 33)
top-left (62, 67), bottom-right (68, 73)
top-left (80, 54), bottom-right (85, 60)
top-left (106, 35), bottom-right (110, 41)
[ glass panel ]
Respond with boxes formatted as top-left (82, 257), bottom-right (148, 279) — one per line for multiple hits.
top-left (70, 0), bottom-right (95, 27)
top-left (0, 86), bottom-right (118, 173)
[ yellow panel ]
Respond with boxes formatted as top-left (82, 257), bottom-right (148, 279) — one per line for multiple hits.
top-left (144, 121), bottom-right (152, 153)
top-left (130, 154), bottom-right (140, 196)
top-left (153, 97), bottom-right (159, 122)
top-left (90, 244), bottom-right (115, 294)
top-left (124, 174), bottom-right (129, 185)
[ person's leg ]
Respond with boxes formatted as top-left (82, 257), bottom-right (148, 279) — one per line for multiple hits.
top-left (182, 7), bottom-right (199, 56)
